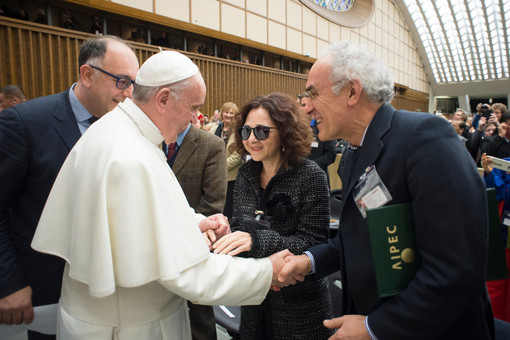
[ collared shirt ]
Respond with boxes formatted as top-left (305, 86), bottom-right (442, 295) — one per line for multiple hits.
top-left (347, 121), bottom-right (370, 150)
top-left (164, 123), bottom-right (191, 158)
top-left (68, 83), bottom-right (95, 135)
top-left (175, 123), bottom-right (191, 149)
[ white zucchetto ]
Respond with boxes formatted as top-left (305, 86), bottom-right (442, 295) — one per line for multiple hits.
top-left (136, 51), bottom-right (199, 87)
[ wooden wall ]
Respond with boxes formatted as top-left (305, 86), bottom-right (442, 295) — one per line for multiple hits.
top-left (0, 16), bottom-right (308, 116)
top-left (393, 89), bottom-right (429, 113)
top-left (1, 16), bottom-right (428, 116)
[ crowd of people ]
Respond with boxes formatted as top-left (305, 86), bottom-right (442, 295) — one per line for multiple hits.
top-left (445, 102), bottom-right (508, 167)
top-left (0, 35), bottom-right (508, 340)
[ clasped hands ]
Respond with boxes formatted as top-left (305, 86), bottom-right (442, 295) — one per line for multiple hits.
top-left (199, 213), bottom-right (231, 247)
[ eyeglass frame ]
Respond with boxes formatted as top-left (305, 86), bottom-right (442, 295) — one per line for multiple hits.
top-left (238, 125), bottom-right (278, 141)
top-left (304, 80), bottom-right (345, 101)
top-left (88, 65), bottom-right (135, 90)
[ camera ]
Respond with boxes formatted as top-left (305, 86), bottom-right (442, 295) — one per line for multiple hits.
top-left (481, 104), bottom-right (493, 119)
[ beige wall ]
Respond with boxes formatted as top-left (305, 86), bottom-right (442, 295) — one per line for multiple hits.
top-left (117, 0), bottom-right (429, 93)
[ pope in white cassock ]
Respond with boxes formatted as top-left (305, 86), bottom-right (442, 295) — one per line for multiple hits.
top-left (31, 51), bottom-right (292, 339)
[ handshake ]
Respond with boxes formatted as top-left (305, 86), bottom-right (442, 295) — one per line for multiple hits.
top-left (268, 250), bottom-right (313, 291)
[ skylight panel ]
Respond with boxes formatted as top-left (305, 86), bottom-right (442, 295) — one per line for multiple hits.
top-left (403, 0), bottom-right (509, 84)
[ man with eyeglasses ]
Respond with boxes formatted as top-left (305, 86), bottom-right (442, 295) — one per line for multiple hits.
top-left (30, 50), bottom-right (291, 339)
top-left (279, 41), bottom-right (494, 339)
top-left (0, 36), bottom-right (138, 339)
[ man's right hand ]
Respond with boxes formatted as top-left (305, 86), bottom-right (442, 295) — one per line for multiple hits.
top-left (0, 286), bottom-right (34, 325)
top-left (268, 249), bottom-right (297, 290)
top-left (277, 254), bottom-right (311, 286)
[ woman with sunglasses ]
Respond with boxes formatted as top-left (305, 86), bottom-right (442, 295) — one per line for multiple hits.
top-left (213, 93), bottom-right (333, 339)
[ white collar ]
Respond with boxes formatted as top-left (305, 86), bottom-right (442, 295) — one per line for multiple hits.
top-left (117, 98), bottom-right (164, 147)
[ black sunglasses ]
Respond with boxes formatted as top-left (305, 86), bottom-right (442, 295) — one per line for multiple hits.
top-left (239, 125), bottom-right (278, 141)
top-left (88, 65), bottom-right (135, 90)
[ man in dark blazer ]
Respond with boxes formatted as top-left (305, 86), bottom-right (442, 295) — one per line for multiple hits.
top-left (308, 119), bottom-right (337, 173)
top-left (279, 41), bottom-right (494, 339)
top-left (168, 122), bottom-right (227, 340)
top-left (0, 36), bottom-right (138, 339)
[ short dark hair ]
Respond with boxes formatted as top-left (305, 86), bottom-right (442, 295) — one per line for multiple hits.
top-left (233, 92), bottom-right (313, 169)
top-left (0, 85), bottom-right (26, 100)
top-left (78, 35), bottom-right (133, 68)
top-left (501, 112), bottom-right (510, 124)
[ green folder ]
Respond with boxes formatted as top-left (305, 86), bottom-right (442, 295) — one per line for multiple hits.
top-left (366, 188), bottom-right (508, 298)
top-left (366, 202), bottom-right (421, 298)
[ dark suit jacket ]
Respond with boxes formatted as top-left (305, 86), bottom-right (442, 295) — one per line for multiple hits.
top-left (481, 134), bottom-right (510, 159)
top-left (309, 104), bottom-right (493, 339)
top-left (0, 89), bottom-right (81, 306)
top-left (307, 121), bottom-right (337, 173)
top-left (171, 125), bottom-right (227, 216)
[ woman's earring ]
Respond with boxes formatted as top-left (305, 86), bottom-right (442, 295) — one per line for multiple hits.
top-left (282, 145), bottom-right (285, 152)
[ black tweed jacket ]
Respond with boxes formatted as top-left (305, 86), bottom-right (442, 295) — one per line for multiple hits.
top-left (231, 158), bottom-right (333, 340)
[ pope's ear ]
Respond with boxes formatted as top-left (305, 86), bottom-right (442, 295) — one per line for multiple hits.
top-left (155, 88), bottom-right (171, 112)
top-left (80, 64), bottom-right (94, 87)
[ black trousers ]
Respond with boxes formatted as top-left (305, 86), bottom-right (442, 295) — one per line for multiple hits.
top-left (188, 301), bottom-right (217, 340)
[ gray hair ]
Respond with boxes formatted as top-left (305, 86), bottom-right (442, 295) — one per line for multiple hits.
top-left (132, 75), bottom-right (196, 103)
top-left (321, 41), bottom-right (394, 104)
top-left (455, 109), bottom-right (468, 121)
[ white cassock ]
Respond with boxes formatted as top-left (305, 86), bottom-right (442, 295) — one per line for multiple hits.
top-left (31, 98), bottom-right (272, 340)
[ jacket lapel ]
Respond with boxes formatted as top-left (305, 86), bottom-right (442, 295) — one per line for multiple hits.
top-left (53, 90), bottom-right (81, 151)
top-left (172, 126), bottom-right (198, 175)
top-left (343, 104), bottom-right (395, 203)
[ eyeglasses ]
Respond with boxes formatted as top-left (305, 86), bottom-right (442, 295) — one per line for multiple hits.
top-left (239, 125), bottom-right (278, 140)
top-left (305, 80), bottom-right (345, 100)
top-left (88, 65), bottom-right (135, 90)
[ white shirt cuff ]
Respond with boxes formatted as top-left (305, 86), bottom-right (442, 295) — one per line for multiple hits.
top-left (365, 316), bottom-right (378, 340)
top-left (303, 251), bottom-right (316, 274)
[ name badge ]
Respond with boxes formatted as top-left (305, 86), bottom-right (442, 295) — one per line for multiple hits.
top-left (502, 210), bottom-right (510, 227)
top-left (353, 165), bottom-right (392, 218)
top-left (311, 141), bottom-right (319, 148)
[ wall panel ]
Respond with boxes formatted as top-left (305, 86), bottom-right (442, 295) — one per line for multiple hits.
top-left (0, 16), bottom-right (307, 116)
